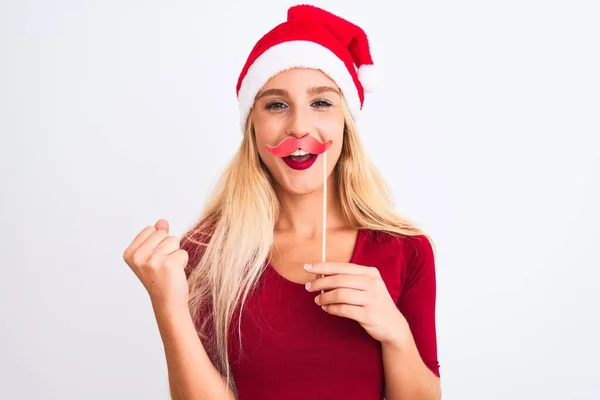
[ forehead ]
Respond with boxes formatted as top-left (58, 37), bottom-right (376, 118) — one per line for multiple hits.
top-left (261, 68), bottom-right (337, 91)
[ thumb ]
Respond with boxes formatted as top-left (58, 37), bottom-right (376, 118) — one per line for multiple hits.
top-left (155, 218), bottom-right (169, 233)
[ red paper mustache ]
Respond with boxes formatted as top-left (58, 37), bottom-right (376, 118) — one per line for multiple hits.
top-left (266, 135), bottom-right (333, 157)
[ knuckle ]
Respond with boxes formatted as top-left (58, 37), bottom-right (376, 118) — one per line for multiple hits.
top-left (170, 236), bottom-right (182, 248)
top-left (330, 291), bottom-right (338, 302)
top-left (368, 276), bottom-right (378, 288)
top-left (162, 235), bottom-right (179, 248)
top-left (132, 251), bottom-right (145, 267)
top-left (181, 250), bottom-right (189, 263)
top-left (333, 289), bottom-right (343, 302)
top-left (147, 253), bottom-right (163, 269)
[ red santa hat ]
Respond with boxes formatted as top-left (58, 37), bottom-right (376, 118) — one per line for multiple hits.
top-left (235, 4), bottom-right (379, 131)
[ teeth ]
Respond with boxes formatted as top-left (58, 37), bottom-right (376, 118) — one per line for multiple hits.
top-left (291, 149), bottom-right (309, 156)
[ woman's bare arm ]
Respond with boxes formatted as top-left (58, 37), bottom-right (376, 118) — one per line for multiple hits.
top-left (152, 301), bottom-right (236, 400)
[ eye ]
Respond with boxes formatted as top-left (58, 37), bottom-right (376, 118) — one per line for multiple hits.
top-left (265, 101), bottom-right (287, 111)
top-left (311, 99), bottom-right (333, 109)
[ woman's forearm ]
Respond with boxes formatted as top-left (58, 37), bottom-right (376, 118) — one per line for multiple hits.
top-left (152, 301), bottom-right (236, 400)
top-left (382, 328), bottom-right (441, 400)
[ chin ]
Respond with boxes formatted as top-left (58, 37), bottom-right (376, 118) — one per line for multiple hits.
top-left (278, 177), bottom-right (323, 196)
top-left (266, 159), bottom-right (331, 195)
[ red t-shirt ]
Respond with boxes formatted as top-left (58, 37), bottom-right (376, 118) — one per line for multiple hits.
top-left (184, 229), bottom-right (439, 399)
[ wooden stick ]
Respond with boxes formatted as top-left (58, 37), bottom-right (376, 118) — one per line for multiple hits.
top-left (321, 151), bottom-right (327, 295)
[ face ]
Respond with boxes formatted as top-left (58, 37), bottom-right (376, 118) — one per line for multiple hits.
top-left (251, 68), bottom-right (345, 195)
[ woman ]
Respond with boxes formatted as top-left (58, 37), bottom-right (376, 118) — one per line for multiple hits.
top-left (123, 5), bottom-right (441, 400)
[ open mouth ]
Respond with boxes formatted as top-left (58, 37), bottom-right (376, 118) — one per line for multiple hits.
top-left (285, 153), bottom-right (315, 163)
top-left (282, 152), bottom-right (318, 170)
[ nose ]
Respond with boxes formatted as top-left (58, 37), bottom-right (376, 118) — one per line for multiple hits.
top-left (285, 105), bottom-right (312, 139)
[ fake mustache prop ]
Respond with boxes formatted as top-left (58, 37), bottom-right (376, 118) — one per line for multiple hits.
top-left (266, 135), bottom-right (333, 157)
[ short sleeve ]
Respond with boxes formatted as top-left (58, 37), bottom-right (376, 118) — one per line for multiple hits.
top-left (397, 235), bottom-right (440, 377)
top-left (179, 228), bottom-right (210, 280)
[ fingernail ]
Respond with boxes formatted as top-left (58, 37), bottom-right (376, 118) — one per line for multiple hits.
top-left (305, 281), bottom-right (311, 290)
top-left (304, 264), bottom-right (312, 270)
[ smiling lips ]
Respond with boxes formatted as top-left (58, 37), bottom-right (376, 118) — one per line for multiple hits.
top-left (266, 135), bottom-right (333, 157)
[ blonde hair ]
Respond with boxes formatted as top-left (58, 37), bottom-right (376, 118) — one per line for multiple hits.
top-left (181, 96), bottom-right (432, 397)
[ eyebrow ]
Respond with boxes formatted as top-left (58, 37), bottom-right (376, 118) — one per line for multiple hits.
top-left (255, 86), bottom-right (340, 101)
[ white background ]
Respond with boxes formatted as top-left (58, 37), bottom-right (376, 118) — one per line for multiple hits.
top-left (1, 0), bottom-right (599, 399)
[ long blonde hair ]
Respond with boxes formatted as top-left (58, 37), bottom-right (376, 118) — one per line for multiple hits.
top-left (181, 96), bottom-right (431, 396)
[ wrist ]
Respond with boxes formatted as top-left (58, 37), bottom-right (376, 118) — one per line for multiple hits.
top-left (382, 317), bottom-right (415, 353)
top-left (151, 297), bottom-right (190, 318)
top-left (383, 333), bottom-right (414, 354)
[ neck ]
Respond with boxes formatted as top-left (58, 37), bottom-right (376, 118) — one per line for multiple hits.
top-left (274, 173), bottom-right (347, 239)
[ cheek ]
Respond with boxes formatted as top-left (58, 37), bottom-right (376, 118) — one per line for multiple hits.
top-left (317, 109), bottom-right (344, 132)
top-left (253, 132), bottom-right (284, 175)
top-left (253, 119), bottom-right (282, 151)
top-left (319, 115), bottom-right (345, 153)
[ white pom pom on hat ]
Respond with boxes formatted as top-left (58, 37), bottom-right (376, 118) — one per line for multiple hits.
top-left (235, 5), bottom-right (380, 132)
top-left (357, 64), bottom-right (380, 93)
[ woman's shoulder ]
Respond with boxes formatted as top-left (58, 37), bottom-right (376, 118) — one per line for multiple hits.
top-left (356, 229), bottom-right (434, 301)
top-left (361, 229), bottom-right (435, 278)
top-left (361, 229), bottom-right (433, 261)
